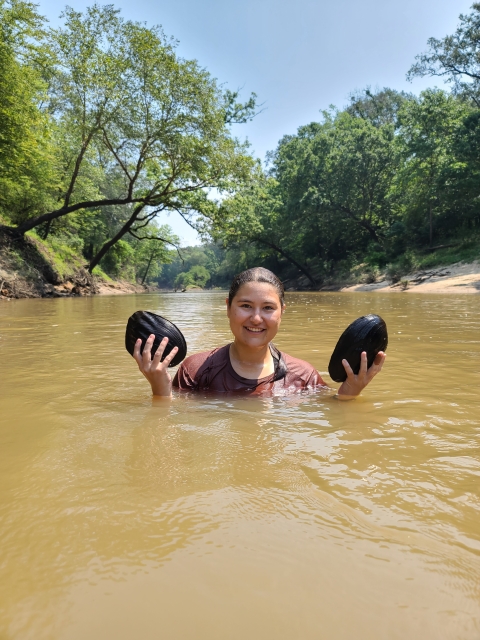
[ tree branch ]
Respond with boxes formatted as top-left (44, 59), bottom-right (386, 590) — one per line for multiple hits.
top-left (253, 237), bottom-right (317, 286)
top-left (15, 196), bottom-right (145, 234)
top-left (128, 229), bottom-right (183, 260)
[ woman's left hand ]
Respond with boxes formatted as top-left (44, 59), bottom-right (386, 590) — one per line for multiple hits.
top-left (337, 351), bottom-right (386, 399)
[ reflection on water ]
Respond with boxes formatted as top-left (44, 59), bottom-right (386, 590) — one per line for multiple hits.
top-left (0, 292), bottom-right (479, 639)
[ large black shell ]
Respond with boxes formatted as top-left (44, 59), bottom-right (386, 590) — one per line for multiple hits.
top-left (125, 311), bottom-right (187, 367)
top-left (328, 314), bottom-right (388, 383)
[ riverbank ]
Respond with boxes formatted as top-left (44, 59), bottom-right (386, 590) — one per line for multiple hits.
top-left (0, 228), bottom-right (151, 300)
top-left (2, 226), bottom-right (480, 298)
top-left (341, 260), bottom-right (480, 294)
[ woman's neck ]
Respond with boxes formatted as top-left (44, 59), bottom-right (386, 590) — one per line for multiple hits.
top-left (229, 341), bottom-right (274, 379)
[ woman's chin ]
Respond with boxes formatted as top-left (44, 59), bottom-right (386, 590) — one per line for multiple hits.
top-left (238, 330), bottom-right (270, 346)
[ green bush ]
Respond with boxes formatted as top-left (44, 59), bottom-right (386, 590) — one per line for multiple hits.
top-left (174, 265), bottom-right (210, 289)
top-left (100, 239), bottom-right (135, 279)
top-left (386, 252), bottom-right (415, 282)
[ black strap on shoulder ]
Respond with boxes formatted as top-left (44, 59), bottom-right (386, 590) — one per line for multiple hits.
top-left (269, 343), bottom-right (288, 382)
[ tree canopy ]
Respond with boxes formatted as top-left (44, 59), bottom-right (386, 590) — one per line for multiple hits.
top-left (408, 3), bottom-right (480, 106)
top-left (0, 2), bottom-right (257, 275)
top-left (2, 1), bottom-right (480, 290)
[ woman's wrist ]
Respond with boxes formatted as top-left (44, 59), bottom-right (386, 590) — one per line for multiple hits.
top-left (151, 386), bottom-right (172, 398)
top-left (149, 378), bottom-right (172, 397)
top-left (337, 381), bottom-right (360, 399)
top-left (335, 391), bottom-right (357, 400)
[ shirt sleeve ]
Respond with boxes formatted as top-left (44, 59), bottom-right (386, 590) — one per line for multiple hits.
top-left (172, 361), bottom-right (198, 390)
top-left (305, 369), bottom-right (328, 389)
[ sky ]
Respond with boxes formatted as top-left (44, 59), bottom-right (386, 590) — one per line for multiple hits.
top-left (39, 0), bottom-right (472, 245)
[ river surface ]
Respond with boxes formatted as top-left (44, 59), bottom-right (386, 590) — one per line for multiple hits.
top-left (0, 292), bottom-right (479, 639)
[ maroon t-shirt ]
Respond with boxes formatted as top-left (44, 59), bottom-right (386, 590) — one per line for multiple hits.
top-left (172, 344), bottom-right (327, 394)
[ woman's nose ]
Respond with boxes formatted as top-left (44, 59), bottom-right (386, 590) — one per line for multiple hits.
top-left (250, 309), bottom-right (263, 323)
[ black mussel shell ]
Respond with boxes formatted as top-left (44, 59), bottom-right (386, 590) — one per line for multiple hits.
top-left (125, 310), bottom-right (187, 367)
top-left (328, 314), bottom-right (388, 383)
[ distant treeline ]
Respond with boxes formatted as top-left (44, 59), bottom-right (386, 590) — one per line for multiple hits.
top-left (2, 1), bottom-right (480, 287)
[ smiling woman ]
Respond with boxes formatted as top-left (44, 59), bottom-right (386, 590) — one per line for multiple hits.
top-left (133, 267), bottom-right (386, 397)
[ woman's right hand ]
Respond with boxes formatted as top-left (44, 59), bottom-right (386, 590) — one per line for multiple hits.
top-left (133, 334), bottom-right (178, 397)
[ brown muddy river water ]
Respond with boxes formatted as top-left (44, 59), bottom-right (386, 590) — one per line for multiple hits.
top-left (0, 292), bottom-right (479, 639)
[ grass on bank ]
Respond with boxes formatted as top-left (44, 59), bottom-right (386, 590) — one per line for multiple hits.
top-left (27, 230), bottom-right (85, 279)
top-left (386, 238), bottom-right (480, 282)
top-left (26, 232), bottom-right (113, 282)
top-left (411, 242), bottom-right (480, 270)
top-left (336, 237), bottom-right (480, 287)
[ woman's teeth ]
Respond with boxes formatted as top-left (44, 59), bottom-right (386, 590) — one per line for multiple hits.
top-left (245, 327), bottom-right (264, 332)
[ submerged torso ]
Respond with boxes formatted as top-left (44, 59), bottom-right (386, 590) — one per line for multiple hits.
top-left (172, 344), bottom-right (327, 394)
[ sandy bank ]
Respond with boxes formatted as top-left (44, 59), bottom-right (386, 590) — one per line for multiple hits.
top-left (96, 280), bottom-right (150, 296)
top-left (341, 261), bottom-right (480, 294)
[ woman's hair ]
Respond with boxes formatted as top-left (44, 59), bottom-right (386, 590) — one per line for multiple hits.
top-left (228, 267), bottom-right (285, 306)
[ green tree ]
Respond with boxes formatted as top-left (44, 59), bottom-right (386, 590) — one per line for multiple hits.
top-left (174, 265), bottom-right (210, 289)
top-left (268, 111), bottom-right (398, 272)
top-left (131, 224), bottom-right (179, 284)
top-left (408, 3), bottom-right (480, 106)
top-left (346, 87), bottom-right (412, 128)
top-left (394, 90), bottom-right (469, 245)
top-left (158, 244), bottom-right (220, 286)
top-left (0, 0), bottom-right (57, 223)
top-left (209, 110), bottom-right (398, 285)
top-left (210, 168), bottom-right (319, 285)
top-left (1, 4), bottom-right (256, 274)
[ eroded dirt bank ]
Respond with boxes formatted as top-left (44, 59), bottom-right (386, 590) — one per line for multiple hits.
top-left (0, 228), bottom-right (147, 300)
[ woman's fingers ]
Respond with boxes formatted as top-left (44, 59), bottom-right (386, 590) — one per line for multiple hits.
top-left (360, 351), bottom-right (368, 375)
top-left (133, 338), bottom-right (143, 366)
top-left (151, 337), bottom-right (178, 369)
top-left (368, 352), bottom-right (386, 379)
top-left (339, 351), bottom-right (386, 397)
top-left (142, 334), bottom-right (155, 367)
top-left (152, 337), bottom-right (168, 365)
top-left (162, 345), bottom-right (178, 367)
top-left (342, 358), bottom-right (354, 378)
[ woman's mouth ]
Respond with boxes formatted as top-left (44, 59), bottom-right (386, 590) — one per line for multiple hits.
top-left (244, 327), bottom-right (265, 333)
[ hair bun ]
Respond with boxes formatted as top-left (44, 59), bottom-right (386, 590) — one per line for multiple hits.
top-left (328, 314), bottom-right (388, 383)
top-left (125, 310), bottom-right (187, 367)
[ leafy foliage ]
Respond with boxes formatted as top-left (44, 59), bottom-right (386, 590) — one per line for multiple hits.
top-left (408, 3), bottom-right (480, 106)
top-left (0, 2), bottom-right (256, 277)
top-left (3, 2), bottom-right (480, 290)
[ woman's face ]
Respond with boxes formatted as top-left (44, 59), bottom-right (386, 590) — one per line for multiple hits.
top-left (226, 281), bottom-right (285, 349)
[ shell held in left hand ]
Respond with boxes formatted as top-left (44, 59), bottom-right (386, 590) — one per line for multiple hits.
top-left (328, 314), bottom-right (388, 383)
top-left (125, 310), bottom-right (187, 367)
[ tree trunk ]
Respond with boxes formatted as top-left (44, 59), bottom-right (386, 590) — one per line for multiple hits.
top-left (41, 220), bottom-right (52, 240)
top-left (62, 130), bottom-right (96, 209)
top-left (429, 203), bottom-right (433, 247)
top-left (88, 204), bottom-right (145, 273)
top-left (255, 238), bottom-right (317, 286)
top-left (141, 251), bottom-right (155, 285)
top-left (85, 242), bottom-right (94, 260)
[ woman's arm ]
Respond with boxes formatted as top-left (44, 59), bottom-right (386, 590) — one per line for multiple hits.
top-left (336, 350), bottom-right (386, 400)
top-left (133, 334), bottom-right (179, 398)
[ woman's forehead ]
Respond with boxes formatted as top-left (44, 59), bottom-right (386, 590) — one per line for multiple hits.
top-left (234, 281), bottom-right (282, 301)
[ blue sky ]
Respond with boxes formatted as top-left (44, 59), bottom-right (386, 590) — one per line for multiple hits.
top-left (40, 0), bottom-right (472, 244)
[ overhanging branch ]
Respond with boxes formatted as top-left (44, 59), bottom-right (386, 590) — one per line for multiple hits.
top-left (128, 228), bottom-right (184, 261)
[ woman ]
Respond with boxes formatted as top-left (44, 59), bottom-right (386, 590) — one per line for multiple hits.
top-left (133, 267), bottom-right (385, 399)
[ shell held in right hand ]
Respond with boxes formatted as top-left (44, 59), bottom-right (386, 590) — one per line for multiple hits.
top-left (328, 314), bottom-right (388, 383)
